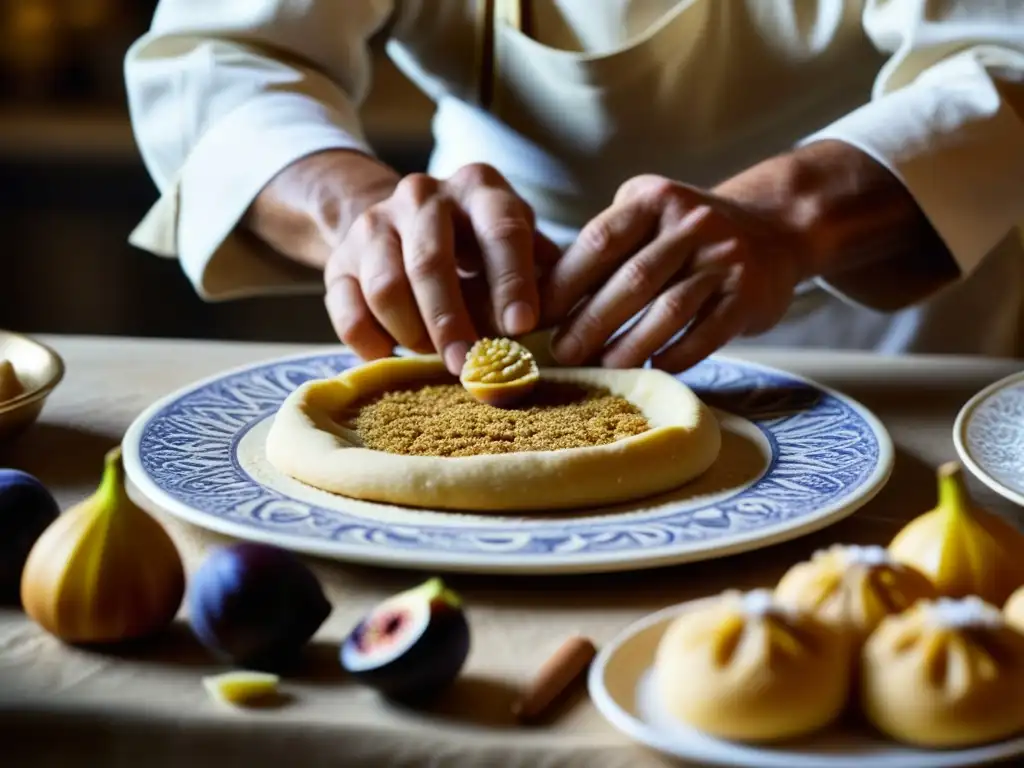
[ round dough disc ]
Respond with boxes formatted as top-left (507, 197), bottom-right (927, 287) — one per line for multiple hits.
top-left (265, 356), bottom-right (721, 512)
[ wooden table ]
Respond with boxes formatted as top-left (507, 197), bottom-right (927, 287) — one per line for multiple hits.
top-left (2, 335), bottom-right (1022, 768)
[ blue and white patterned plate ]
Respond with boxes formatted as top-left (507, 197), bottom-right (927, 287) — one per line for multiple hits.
top-left (955, 370), bottom-right (1024, 508)
top-left (121, 350), bottom-right (893, 574)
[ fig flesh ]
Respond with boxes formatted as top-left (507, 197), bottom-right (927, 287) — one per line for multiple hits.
top-left (188, 542), bottom-right (331, 671)
top-left (0, 469), bottom-right (60, 604)
top-left (340, 577), bottom-right (470, 703)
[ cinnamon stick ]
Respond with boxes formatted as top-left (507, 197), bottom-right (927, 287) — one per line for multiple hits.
top-left (512, 634), bottom-right (597, 723)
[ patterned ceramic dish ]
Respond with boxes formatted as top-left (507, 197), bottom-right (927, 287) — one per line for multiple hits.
top-left (0, 330), bottom-right (65, 444)
top-left (954, 370), bottom-right (1024, 508)
top-left (120, 350), bottom-right (893, 575)
top-left (589, 597), bottom-right (1024, 768)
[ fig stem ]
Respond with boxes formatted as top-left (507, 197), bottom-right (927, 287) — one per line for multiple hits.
top-left (415, 576), bottom-right (462, 608)
top-left (97, 446), bottom-right (128, 507)
top-left (937, 462), bottom-right (970, 515)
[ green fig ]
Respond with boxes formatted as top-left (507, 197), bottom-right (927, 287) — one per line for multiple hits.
top-left (19, 446), bottom-right (185, 644)
top-left (888, 462), bottom-right (1024, 605)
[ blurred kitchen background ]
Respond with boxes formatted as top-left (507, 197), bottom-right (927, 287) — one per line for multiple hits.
top-left (0, 0), bottom-right (436, 342)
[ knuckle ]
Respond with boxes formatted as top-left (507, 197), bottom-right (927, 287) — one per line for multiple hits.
top-left (395, 173), bottom-right (438, 206)
top-left (452, 162), bottom-right (502, 189)
top-left (693, 237), bottom-right (742, 272)
top-left (404, 245), bottom-right (447, 281)
top-left (425, 308), bottom-right (461, 339)
top-left (642, 177), bottom-right (678, 202)
top-left (655, 287), bottom-right (692, 323)
top-left (362, 270), bottom-right (406, 307)
top-left (570, 308), bottom-right (603, 341)
top-left (323, 252), bottom-right (347, 285)
top-left (502, 193), bottom-right (534, 220)
top-left (477, 216), bottom-right (533, 248)
top-left (618, 257), bottom-right (657, 296)
top-left (667, 199), bottom-right (710, 228)
top-left (608, 338), bottom-right (644, 366)
top-left (334, 308), bottom-right (375, 346)
top-left (578, 219), bottom-right (615, 254)
top-left (618, 174), bottom-right (670, 201)
top-left (353, 206), bottom-right (390, 238)
top-left (491, 269), bottom-right (531, 302)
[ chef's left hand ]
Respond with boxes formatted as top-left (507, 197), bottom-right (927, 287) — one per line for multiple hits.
top-left (540, 174), bottom-right (813, 372)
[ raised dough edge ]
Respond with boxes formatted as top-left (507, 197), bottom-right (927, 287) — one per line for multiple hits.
top-left (264, 355), bottom-right (721, 512)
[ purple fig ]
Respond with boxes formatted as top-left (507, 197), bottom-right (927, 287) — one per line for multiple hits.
top-left (188, 542), bottom-right (331, 671)
top-left (340, 577), bottom-right (470, 704)
top-left (0, 469), bottom-right (60, 604)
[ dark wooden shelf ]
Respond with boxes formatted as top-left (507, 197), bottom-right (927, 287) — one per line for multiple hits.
top-left (0, 98), bottom-right (434, 166)
top-left (0, 107), bottom-right (139, 162)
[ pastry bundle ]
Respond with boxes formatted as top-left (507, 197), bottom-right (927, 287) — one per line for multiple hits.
top-left (654, 462), bottom-right (1024, 749)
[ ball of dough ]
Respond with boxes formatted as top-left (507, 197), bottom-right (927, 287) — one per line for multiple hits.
top-left (775, 544), bottom-right (937, 642)
top-left (654, 589), bottom-right (853, 742)
top-left (1004, 584), bottom-right (1024, 631)
top-left (861, 596), bottom-right (1024, 748)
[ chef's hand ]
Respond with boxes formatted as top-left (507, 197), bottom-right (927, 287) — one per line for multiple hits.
top-left (323, 162), bottom-right (558, 374)
top-left (540, 174), bottom-right (813, 372)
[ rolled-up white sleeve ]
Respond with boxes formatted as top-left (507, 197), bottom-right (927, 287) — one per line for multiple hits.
top-left (801, 0), bottom-right (1024, 294)
top-left (124, 0), bottom-right (396, 300)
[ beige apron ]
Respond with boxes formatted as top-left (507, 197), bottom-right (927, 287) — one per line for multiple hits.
top-left (459, 0), bottom-right (892, 340)
top-left (469, 0), bottom-right (880, 232)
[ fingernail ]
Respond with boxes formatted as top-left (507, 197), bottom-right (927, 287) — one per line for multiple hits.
top-left (552, 333), bottom-right (582, 366)
top-left (444, 341), bottom-right (470, 375)
top-left (503, 301), bottom-right (536, 336)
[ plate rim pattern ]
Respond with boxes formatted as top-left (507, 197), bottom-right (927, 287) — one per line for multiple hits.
top-left (955, 370), bottom-right (1024, 509)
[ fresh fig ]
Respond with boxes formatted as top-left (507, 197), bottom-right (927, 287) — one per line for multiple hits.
top-left (889, 461), bottom-right (1024, 605)
top-left (20, 448), bottom-right (185, 644)
top-left (188, 542), bottom-right (332, 671)
top-left (0, 469), bottom-right (60, 604)
top-left (340, 577), bottom-right (470, 704)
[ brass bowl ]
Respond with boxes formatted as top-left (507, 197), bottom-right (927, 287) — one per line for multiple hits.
top-left (0, 330), bottom-right (65, 444)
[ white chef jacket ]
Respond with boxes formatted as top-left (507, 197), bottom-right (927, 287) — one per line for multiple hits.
top-left (123, 0), bottom-right (1024, 357)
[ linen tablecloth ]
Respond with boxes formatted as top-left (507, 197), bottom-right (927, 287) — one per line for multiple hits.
top-left (2, 335), bottom-right (1022, 767)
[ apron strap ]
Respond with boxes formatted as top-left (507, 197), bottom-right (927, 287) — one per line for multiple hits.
top-left (475, 0), bottom-right (529, 112)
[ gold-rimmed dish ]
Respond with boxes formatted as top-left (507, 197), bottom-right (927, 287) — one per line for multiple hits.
top-left (0, 330), bottom-right (65, 443)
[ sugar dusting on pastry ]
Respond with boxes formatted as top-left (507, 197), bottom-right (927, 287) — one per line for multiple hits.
top-left (922, 596), bottom-right (1005, 629)
top-left (832, 544), bottom-right (893, 567)
top-left (738, 588), bottom-right (794, 618)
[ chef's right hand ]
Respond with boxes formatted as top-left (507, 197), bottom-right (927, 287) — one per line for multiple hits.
top-left (323, 163), bottom-right (554, 374)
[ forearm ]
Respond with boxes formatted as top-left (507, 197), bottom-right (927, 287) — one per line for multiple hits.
top-left (714, 140), bottom-right (959, 310)
top-left (244, 149), bottom-right (401, 271)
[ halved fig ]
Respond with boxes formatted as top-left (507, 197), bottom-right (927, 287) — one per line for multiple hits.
top-left (339, 577), bottom-right (470, 704)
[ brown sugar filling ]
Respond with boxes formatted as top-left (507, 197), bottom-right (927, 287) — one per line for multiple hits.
top-left (342, 380), bottom-right (651, 457)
